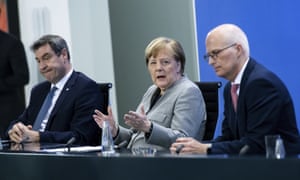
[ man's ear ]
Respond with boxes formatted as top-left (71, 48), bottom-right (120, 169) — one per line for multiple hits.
top-left (61, 48), bottom-right (68, 59)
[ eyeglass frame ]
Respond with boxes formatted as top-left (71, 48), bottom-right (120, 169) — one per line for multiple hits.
top-left (203, 43), bottom-right (237, 61)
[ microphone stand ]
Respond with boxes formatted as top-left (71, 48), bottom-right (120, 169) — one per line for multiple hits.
top-left (65, 137), bottom-right (76, 152)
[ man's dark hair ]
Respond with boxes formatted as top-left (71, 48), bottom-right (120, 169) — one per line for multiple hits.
top-left (30, 34), bottom-right (71, 60)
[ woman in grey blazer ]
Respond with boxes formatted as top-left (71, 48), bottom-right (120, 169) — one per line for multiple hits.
top-left (94, 37), bottom-right (206, 151)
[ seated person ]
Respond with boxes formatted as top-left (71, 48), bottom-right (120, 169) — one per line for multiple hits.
top-left (93, 37), bottom-right (206, 151)
top-left (7, 34), bottom-right (104, 145)
top-left (170, 24), bottom-right (300, 155)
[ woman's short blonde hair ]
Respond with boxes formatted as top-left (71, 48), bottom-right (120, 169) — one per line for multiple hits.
top-left (145, 37), bottom-right (186, 74)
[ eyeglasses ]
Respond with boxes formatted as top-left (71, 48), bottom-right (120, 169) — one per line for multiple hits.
top-left (203, 43), bottom-right (237, 61)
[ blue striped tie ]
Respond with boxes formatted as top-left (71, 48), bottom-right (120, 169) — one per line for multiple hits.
top-left (33, 86), bottom-right (57, 131)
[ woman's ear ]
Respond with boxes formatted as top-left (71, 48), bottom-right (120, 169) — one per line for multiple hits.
top-left (177, 62), bottom-right (181, 73)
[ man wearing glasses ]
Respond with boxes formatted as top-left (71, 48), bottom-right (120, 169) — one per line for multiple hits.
top-left (170, 23), bottom-right (300, 156)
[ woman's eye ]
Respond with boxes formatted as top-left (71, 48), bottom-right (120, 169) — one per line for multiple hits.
top-left (162, 60), bottom-right (170, 65)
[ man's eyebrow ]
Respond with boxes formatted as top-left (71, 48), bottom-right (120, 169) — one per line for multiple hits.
top-left (41, 52), bottom-right (51, 59)
top-left (35, 52), bottom-right (50, 61)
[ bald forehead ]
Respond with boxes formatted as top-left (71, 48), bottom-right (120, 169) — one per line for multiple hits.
top-left (206, 24), bottom-right (243, 43)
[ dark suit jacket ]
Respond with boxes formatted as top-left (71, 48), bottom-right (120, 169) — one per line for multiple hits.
top-left (211, 58), bottom-right (300, 155)
top-left (7, 71), bottom-right (104, 146)
top-left (0, 30), bottom-right (29, 138)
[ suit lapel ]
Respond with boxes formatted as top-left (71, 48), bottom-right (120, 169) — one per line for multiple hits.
top-left (32, 82), bottom-right (52, 123)
top-left (46, 71), bottom-right (78, 127)
top-left (37, 83), bottom-right (52, 106)
top-left (236, 58), bottom-right (256, 137)
top-left (239, 58), bottom-right (255, 95)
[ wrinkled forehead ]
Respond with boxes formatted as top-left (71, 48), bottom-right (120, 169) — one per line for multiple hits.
top-left (206, 33), bottom-right (227, 50)
top-left (35, 43), bottom-right (53, 55)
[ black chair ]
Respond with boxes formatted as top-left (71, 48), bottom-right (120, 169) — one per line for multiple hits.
top-left (194, 81), bottom-right (222, 141)
top-left (97, 83), bottom-right (112, 115)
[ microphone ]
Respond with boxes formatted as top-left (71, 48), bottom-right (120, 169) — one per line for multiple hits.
top-left (175, 144), bottom-right (184, 154)
top-left (115, 140), bottom-right (128, 149)
top-left (239, 144), bottom-right (250, 156)
top-left (65, 137), bottom-right (76, 152)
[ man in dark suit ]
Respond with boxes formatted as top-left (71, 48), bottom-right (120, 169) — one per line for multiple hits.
top-left (0, 23), bottom-right (29, 138)
top-left (7, 34), bottom-right (103, 145)
top-left (170, 23), bottom-right (300, 155)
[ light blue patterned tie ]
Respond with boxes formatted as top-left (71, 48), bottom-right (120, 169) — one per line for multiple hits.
top-left (33, 86), bottom-right (57, 131)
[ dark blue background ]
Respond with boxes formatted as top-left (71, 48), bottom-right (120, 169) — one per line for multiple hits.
top-left (195, 0), bottom-right (300, 137)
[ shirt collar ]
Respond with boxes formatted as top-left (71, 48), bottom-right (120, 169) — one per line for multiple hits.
top-left (232, 57), bottom-right (249, 85)
top-left (51, 68), bottom-right (74, 90)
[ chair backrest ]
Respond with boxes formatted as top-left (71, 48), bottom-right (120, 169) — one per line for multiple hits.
top-left (194, 81), bottom-right (222, 141)
top-left (97, 83), bottom-right (112, 115)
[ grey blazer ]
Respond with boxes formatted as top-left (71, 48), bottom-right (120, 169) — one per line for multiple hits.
top-left (115, 76), bottom-right (206, 151)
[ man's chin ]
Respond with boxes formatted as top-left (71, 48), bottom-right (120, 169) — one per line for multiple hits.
top-left (215, 70), bottom-right (223, 77)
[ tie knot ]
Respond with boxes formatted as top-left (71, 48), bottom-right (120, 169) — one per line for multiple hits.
top-left (49, 86), bottom-right (58, 97)
top-left (51, 86), bottom-right (58, 92)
